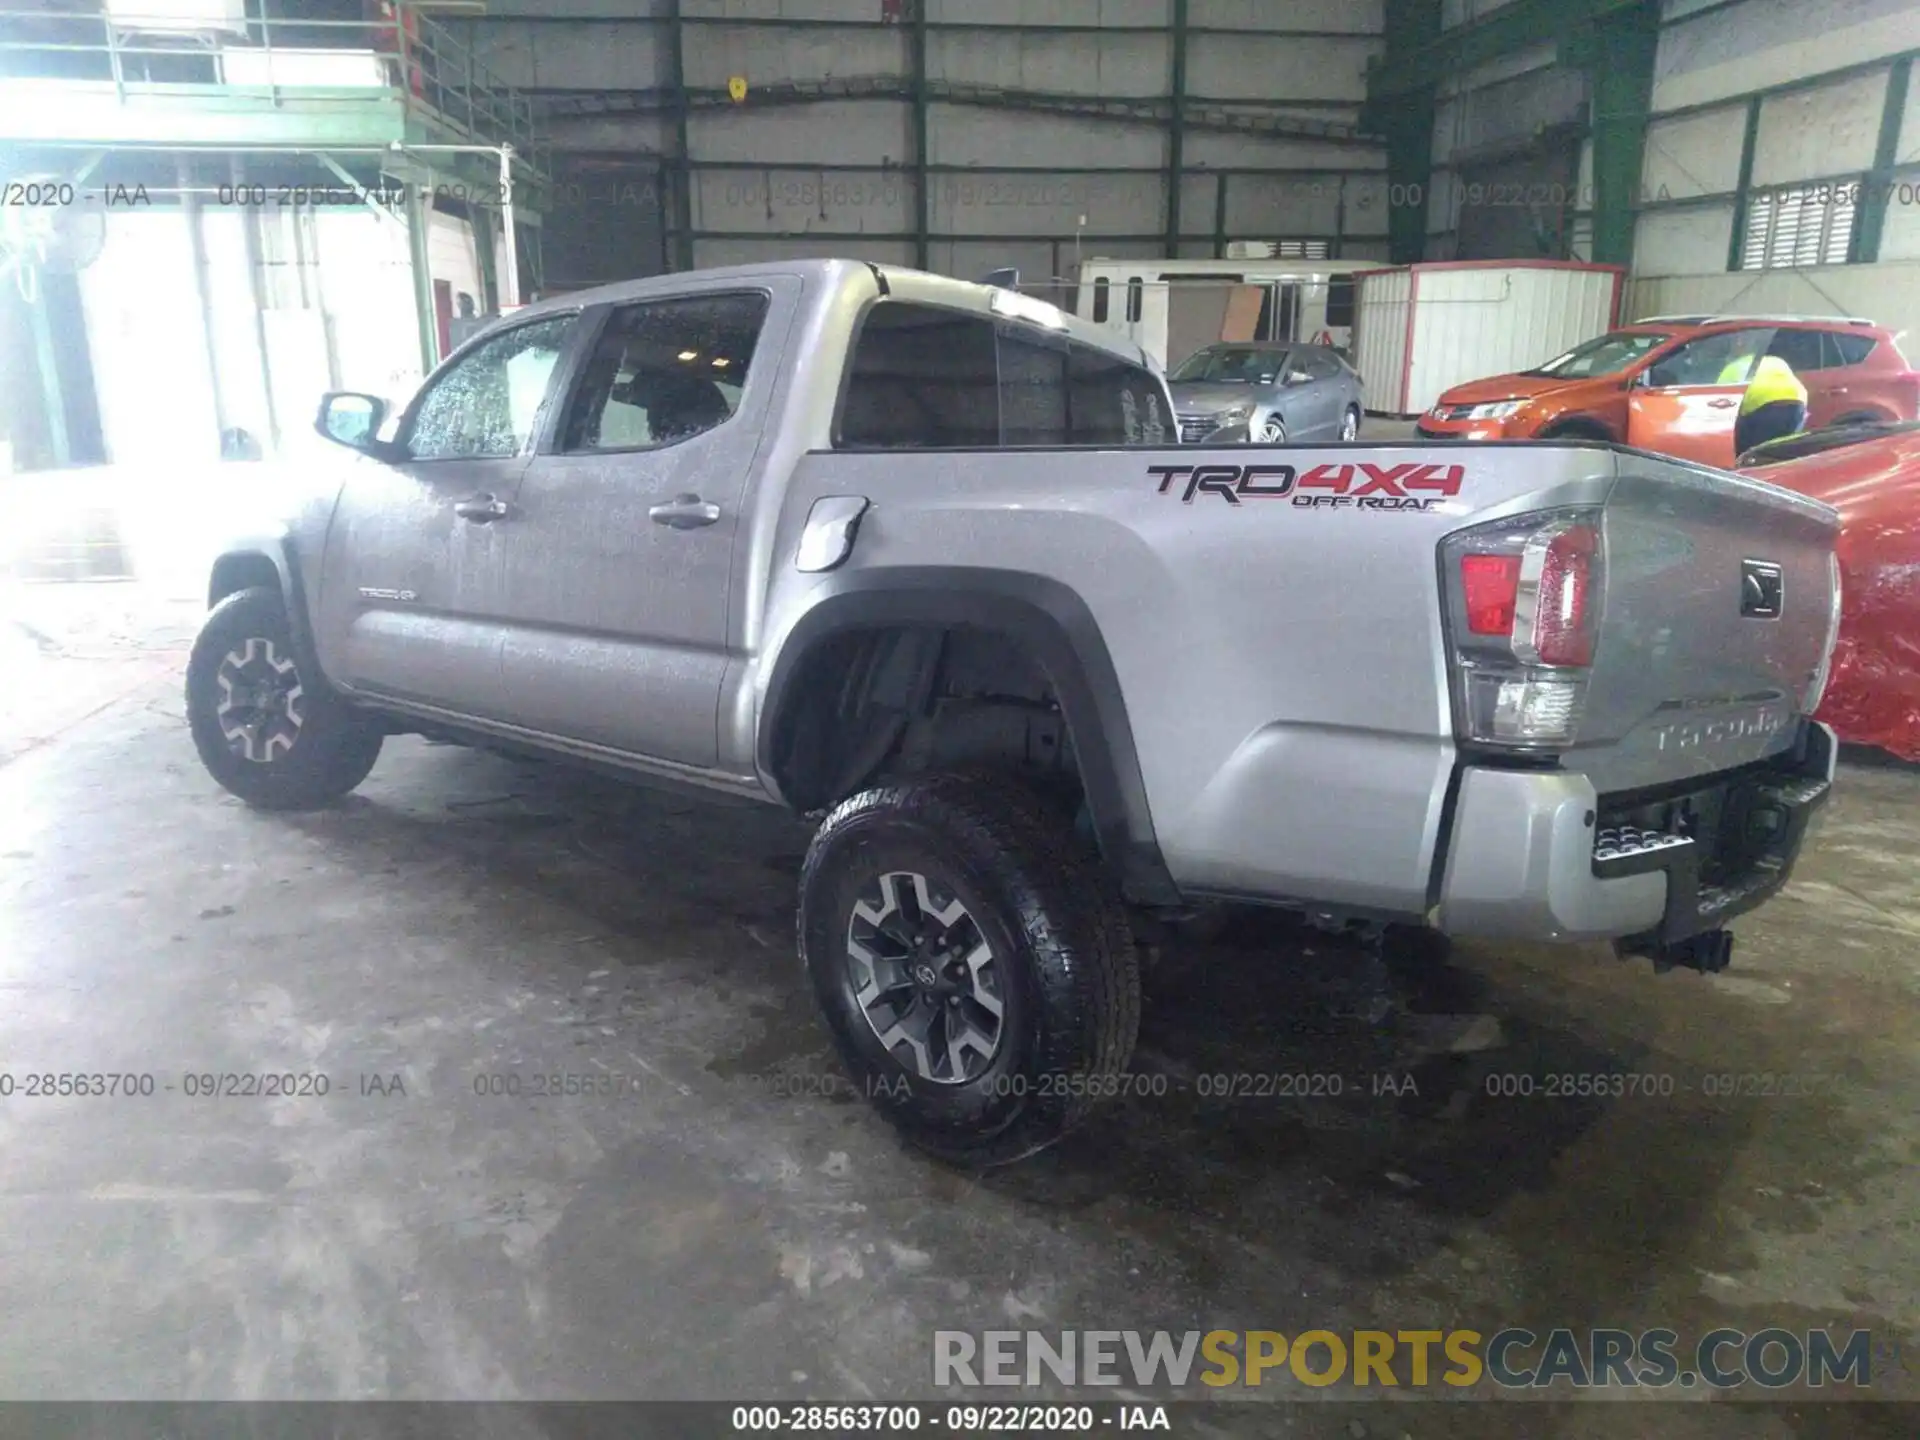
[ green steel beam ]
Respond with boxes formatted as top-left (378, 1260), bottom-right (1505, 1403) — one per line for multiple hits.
top-left (912, 2), bottom-right (930, 270)
top-left (1164, 0), bottom-right (1189, 255)
top-left (666, 0), bottom-right (692, 270)
top-left (1369, 0), bottom-right (1644, 98)
top-left (1580, 0), bottom-right (1659, 266)
top-left (1367, 0), bottom-right (1439, 263)
top-left (682, 229), bottom-right (1352, 244)
top-left (1370, 85), bottom-right (1434, 264)
top-left (1724, 96), bottom-right (1761, 271)
top-left (483, 14), bottom-right (1371, 36)
top-left (1213, 172), bottom-right (1228, 257)
top-left (0, 83), bottom-right (417, 147)
top-left (540, 89), bottom-right (1364, 120)
top-left (539, 157), bottom-right (1382, 178)
top-left (1855, 57), bottom-right (1911, 263)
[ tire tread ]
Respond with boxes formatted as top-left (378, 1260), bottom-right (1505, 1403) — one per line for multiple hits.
top-left (801, 769), bottom-right (1139, 1166)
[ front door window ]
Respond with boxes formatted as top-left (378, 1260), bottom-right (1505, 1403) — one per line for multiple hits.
top-left (404, 316), bottom-right (577, 460)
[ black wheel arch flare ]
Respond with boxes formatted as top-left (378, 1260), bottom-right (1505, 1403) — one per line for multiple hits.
top-left (760, 568), bottom-right (1180, 906)
top-left (207, 540), bottom-right (325, 685)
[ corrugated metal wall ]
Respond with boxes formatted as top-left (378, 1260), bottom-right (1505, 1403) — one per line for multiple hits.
top-left (1631, 0), bottom-right (1920, 345)
top-left (467, 0), bottom-right (1394, 280)
top-left (1352, 267), bottom-right (1412, 412)
top-left (1405, 265), bottom-right (1616, 413)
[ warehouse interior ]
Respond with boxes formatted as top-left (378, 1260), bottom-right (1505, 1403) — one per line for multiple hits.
top-left (2, 0), bottom-right (1919, 1432)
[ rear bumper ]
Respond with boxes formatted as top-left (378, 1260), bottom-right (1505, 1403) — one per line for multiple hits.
top-left (1434, 720), bottom-right (1835, 943)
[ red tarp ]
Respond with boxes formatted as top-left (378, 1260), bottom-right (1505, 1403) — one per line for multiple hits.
top-left (1742, 428), bottom-right (1920, 761)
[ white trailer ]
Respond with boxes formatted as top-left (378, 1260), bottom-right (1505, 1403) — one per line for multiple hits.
top-left (1072, 256), bottom-right (1375, 371)
top-left (1352, 260), bottom-right (1625, 418)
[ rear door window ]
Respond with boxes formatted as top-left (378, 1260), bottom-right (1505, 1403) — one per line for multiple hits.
top-left (1645, 328), bottom-right (1774, 387)
top-left (1824, 331), bottom-right (1878, 367)
top-left (837, 301), bottom-right (1170, 448)
top-left (998, 328), bottom-right (1069, 446)
top-left (1067, 342), bottom-right (1171, 445)
top-left (838, 303), bottom-right (1000, 448)
top-left (1765, 328), bottom-right (1827, 372)
top-left (559, 292), bottom-right (767, 452)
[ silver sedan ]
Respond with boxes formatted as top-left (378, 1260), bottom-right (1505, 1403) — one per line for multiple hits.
top-left (1168, 342), bottom-right (1365, 444)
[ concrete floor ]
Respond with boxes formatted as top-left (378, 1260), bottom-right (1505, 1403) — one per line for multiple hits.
top-left (1, 582), bottom-right (1916, 1438)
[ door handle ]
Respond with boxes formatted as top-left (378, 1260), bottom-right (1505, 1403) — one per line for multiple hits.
top-left (453, 493), bottom-right (513, 522)
top-left (649, 493), bottom-right (721, 529)
top-left (1707, 398), bottom-right (1737, 409)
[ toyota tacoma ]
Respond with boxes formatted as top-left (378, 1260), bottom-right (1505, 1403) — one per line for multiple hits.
top-left (188, 260), bottom-right (1843, 1163)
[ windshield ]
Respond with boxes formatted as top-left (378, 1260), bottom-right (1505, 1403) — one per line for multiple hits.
top-left (1170, 346), bottom-right (1287, 384)
top-left (1524, 331), bottom-right (1671, 378)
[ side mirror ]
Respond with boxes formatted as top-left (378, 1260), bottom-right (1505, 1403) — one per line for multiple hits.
top-left (1285, 369), bottom-right (1312, 386)
top-left (316, 391), bottom-right (391, 453)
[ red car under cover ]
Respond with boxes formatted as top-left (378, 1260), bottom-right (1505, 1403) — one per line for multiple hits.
top-left (1740, 425), bottom-right (1920, 761)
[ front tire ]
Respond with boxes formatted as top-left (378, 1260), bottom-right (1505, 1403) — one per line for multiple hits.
top-left (799, 772), bottom-right (1139, 1167)
top-left (1259, 415), bottom-right (1289, 443)
top-left (186, 587), bottom-right (383, 810)
top-left (1339, 405), bottom-right (1361, 442)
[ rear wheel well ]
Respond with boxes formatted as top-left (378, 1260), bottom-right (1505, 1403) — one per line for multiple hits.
top-left (208, 553), bottom-right (282, 608)
top-left (1538, 417), bottom-right (1614, 442)
top-left (1829, 408), bottom-right (1893, 427)
top-left (768, 625), bottom-right (1082, 820)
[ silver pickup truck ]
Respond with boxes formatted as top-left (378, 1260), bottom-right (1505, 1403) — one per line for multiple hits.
top-left (189, 259), bottom-right (1842, 1164)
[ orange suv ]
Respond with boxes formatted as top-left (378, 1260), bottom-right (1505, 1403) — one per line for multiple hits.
top-left (1416, 315), bottom-right (1919, 468)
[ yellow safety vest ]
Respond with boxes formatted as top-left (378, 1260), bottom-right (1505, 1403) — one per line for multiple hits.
top-left (1741, 356), bottom-right (1807, 415)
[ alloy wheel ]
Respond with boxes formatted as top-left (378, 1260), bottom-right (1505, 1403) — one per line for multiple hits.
top-left (845, 869), bottom-right (1004, 1084)
top-left (214, 636), bottom-right (305, 763)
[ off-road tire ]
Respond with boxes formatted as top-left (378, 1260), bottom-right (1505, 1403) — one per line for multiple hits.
top-left (186, 587), bottom-right (383, 810)
top-left (799, 771), bottom-right (1139, 1167)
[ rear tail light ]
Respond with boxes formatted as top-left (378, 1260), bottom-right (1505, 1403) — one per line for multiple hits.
top-left (1804, 551), bottom-right (1843, 712)
top-left (1460, 554), bottom-right (1521, 634)
top-left (1440, 510), bottom-right (1606, 750)
top-left (1516, 522), bottom-right (1598, 666)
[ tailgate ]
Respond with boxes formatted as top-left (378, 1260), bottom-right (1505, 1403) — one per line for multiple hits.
top-left (1578, 455), bottom-right (1841, 792)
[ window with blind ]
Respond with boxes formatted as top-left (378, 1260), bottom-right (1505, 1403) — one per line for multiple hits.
top-left (1738, 184), bottom-right (1858, 270)
top-left (1272, 239), bottom-right (1331, 259)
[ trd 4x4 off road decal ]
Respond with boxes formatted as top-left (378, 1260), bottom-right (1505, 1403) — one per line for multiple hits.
top-left (1149, 461), bottom-right (1466, 512)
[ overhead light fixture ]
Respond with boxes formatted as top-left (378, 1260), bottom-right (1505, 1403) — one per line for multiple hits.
top-left (712, 357), bottom-right (730, 368)
top-left (677, 350), bottom-right (697, 361)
